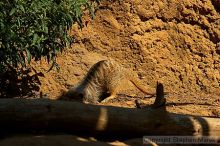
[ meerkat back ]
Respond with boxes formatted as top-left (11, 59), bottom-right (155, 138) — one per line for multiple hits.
top-left (79, 60), bottom-right (126, 102)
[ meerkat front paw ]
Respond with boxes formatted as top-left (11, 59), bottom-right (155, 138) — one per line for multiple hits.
top-left (101, 98), bottom-right (110, 103)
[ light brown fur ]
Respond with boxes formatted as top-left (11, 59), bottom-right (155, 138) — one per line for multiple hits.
top-left (63, 60), bottom-right (156, 103)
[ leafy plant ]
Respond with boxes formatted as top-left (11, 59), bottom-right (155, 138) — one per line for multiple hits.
top-left (0, 0), bottom-right (99, 73)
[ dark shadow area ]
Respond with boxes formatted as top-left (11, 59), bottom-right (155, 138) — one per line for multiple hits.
top-left (0, 134), bottom-right (112, 146)
top-left (0, 67), bottom-right (43, 98)
top-left (58, 92), bottom-right (84, 103)
top-left (211, 0), bottom-right (220, 14)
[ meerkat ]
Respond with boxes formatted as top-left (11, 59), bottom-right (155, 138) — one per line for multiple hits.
top-left (63, 60), bottom-right (156, 103)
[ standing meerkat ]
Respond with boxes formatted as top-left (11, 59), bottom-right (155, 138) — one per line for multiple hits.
top-left (63, 60), bottom-right (156, 103)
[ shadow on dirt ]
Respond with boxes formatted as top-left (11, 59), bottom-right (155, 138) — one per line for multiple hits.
top-left (0, 67), bottom-right (44, 98)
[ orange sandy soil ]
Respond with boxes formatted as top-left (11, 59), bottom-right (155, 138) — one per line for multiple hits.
top-left (1, 0), bottom-right (220, 145)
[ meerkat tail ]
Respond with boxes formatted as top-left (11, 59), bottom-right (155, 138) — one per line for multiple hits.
top-left (128, 73), bottom-right (156, 95)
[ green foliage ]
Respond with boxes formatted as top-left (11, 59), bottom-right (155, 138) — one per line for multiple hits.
top-left (0, 0), bottom-right (99, 72)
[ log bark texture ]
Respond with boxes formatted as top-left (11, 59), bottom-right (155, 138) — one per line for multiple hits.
top-left (0, 99), bottom-right (219, 136)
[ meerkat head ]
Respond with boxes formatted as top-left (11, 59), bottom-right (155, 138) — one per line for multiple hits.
top-left (61, 87), bottom-right (84, 102)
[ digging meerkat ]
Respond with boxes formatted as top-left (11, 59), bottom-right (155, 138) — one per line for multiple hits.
top-left (63, 60), bottom-right (156, 103)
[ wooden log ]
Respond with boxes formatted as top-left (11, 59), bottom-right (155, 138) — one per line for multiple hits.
top-left (0, 98), bottom-right (219, 136)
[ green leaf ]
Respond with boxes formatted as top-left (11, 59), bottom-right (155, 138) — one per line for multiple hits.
top-left (17, 18), bottom-right (21, 27)
top-left (10, 8), bottom-right (16, 16)
top-left (20, 5), bottom-right (25, 13)
top-left (26, 49), bottom-right (31, 64)
top-left (32, 34), bottom-right (38, 46)
top-left (43, 26), bottom-right (48, 34)
top-left (0, 22), bottom-right (4, 29)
